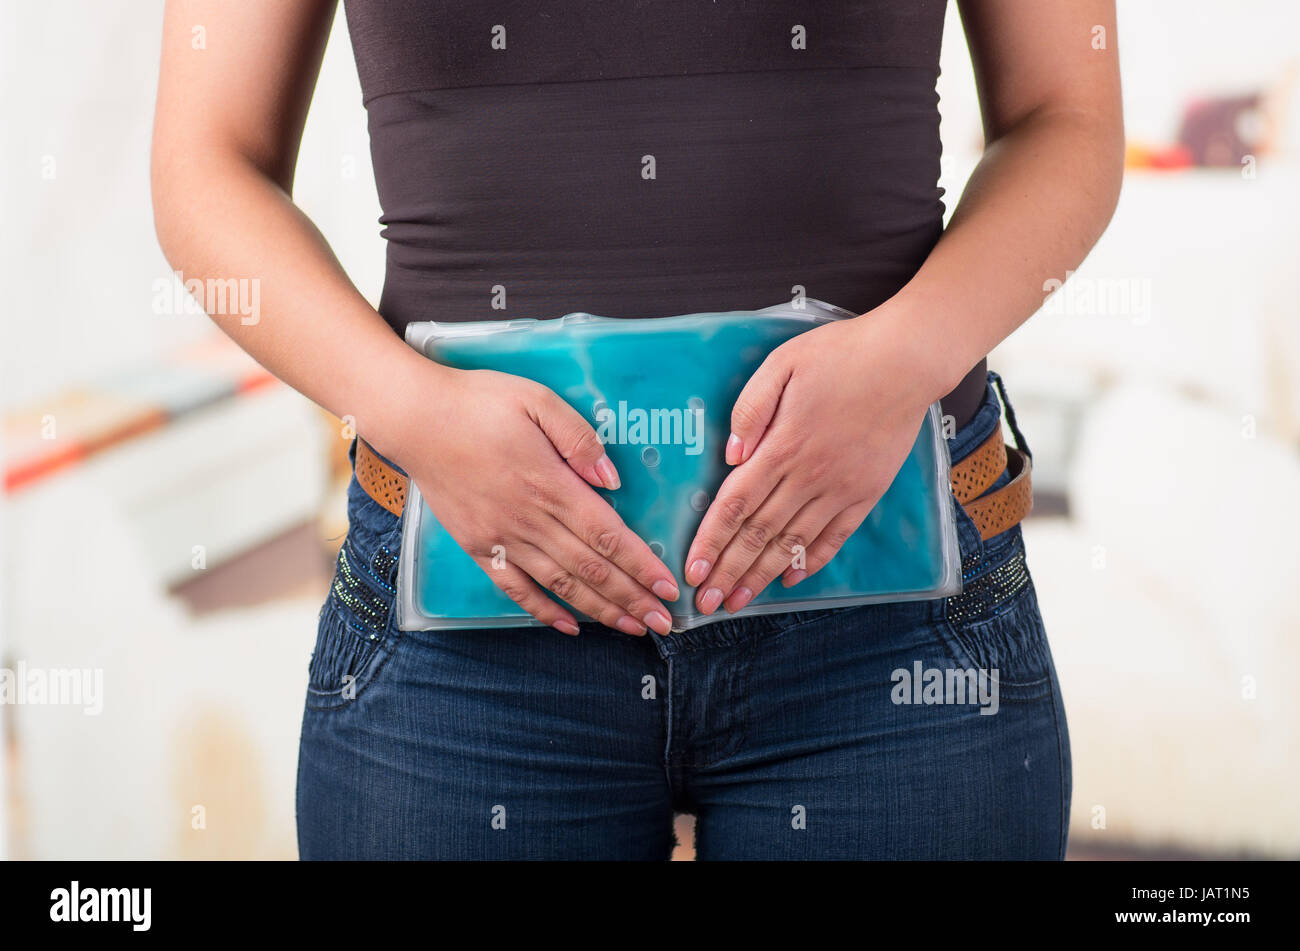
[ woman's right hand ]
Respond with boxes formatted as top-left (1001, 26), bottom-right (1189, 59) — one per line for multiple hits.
top-left (386, 367), bottom-right (680, 636)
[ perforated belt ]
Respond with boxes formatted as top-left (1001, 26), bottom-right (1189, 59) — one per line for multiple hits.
top-left (355, 425), bottom-right (1031, 543)
top-left (948, 425), bottom-right (1034, 540)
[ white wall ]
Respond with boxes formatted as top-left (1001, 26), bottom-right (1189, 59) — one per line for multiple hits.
top-left (939, 0), bottom-right (1300, 161)
top-left (0, 1), bottom-right (383, 410)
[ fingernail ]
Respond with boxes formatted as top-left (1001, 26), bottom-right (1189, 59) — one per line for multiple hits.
top-left (726, 587), bottom-right (754, 612)
top-left (644, 610), bottom-right (672, 636)
top-left (554, 619), bottom-right (580, 636)
top-left (687, 559), bottom-right (711, 585)
top-left (725, 433), bottom-right (744, 465)
top-left (700, 587), bottom-right (723, 614)
top-left (615, 615), bottom-right (646, 636)
top-left (595, 454), bottom-right (620, 490)
top-left (652, 579), bottom-right (680, 602)
top-left (783, 570), bottom-right (807, 588)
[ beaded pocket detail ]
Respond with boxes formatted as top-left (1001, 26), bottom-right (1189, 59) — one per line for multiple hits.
top-left (307, 537), bottom-right (400, 709)
top-left (947, 546), bottom-right (1032, 627)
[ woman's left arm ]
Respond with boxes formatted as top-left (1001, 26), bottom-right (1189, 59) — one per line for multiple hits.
top-left (684, 0), bottom-right (1124, 615)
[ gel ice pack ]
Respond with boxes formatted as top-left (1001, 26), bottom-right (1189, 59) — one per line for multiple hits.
top-left (397, 299), bottom-right (961, 631)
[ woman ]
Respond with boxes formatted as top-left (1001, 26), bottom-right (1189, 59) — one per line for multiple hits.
top-left (152, 1), bottom-right (1122, 859)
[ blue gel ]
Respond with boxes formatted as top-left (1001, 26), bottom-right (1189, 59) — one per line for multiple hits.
top-left (397, 301), bottom-right (960, 631)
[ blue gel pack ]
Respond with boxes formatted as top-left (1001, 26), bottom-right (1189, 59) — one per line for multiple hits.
top-left (396, 299), bottom-right (961, 632)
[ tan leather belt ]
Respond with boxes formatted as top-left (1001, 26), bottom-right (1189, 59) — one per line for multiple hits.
top-left (355, 438), bottom-right (409, 517)
top-left (949, 425), bottom-right (1034, 540)
top-left (355, 425), bottom-right (1031, 541)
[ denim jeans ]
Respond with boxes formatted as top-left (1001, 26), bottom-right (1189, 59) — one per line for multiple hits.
top-left (296, 372), bottom-right (1070, 860)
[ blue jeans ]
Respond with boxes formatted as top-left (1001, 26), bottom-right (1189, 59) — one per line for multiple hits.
top-left (296, 373), bottom-right (1070, 859)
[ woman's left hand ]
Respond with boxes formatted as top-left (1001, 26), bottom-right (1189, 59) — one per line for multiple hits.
top-left (684, 310), bottom-right (941, 615)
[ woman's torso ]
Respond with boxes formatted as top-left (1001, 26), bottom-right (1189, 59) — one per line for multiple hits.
top-left (343, 0), bottom-right (986, 422)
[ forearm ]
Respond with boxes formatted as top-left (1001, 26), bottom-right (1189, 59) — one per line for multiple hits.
top-left (151, 149), bottom-right (446, 464)
top-left (870, 108), bottom-right (1125, 404)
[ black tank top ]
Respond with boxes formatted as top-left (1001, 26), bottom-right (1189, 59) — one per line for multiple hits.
top-left (342, 0), bottom-right (986, 424)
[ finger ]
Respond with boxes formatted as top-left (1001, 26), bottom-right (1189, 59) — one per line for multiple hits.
top-left (500, 457), bottom-right (678, 619)
top-left (509, 457), bottom-right (676, 601)
top-left (694, 477), bottom-right (803, 614)
top-left (512, 543), bottom-right (649, 637)
top-left (683, 452), bottom-right (784, 588)
top-left (727, 354), bottom-right (792, 465)
top-left (479, 557), bottom-right (581, 636)
top-left (530, 387), bottom-right (621, 490)
top-left (725, 501), bottom-right (838, 612)
top-left (781, 503), bottom-right (871, 587)
top-left (541, 516), bottom-right (674, 635)
top-left (564, 492), bottom-right (680, 603)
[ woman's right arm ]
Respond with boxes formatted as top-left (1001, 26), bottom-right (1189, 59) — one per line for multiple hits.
top-left (151, 0), bottom-right (678, 635)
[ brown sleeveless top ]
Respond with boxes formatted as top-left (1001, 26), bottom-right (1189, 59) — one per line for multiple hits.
top-left (342, 0), bottom-right (986, 423)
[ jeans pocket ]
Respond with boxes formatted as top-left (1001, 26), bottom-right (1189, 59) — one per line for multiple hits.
top-left (937, 528), bottom-right (1053, 703)
top-left (306, 501), bottom-right (403, 711)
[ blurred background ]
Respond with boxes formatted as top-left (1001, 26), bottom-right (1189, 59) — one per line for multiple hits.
top-left (1, 1), bottom-right (1297, 860)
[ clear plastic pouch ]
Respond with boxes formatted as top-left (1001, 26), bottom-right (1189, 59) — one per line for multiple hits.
top-left (397, 299), bottom-right (961, 632)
